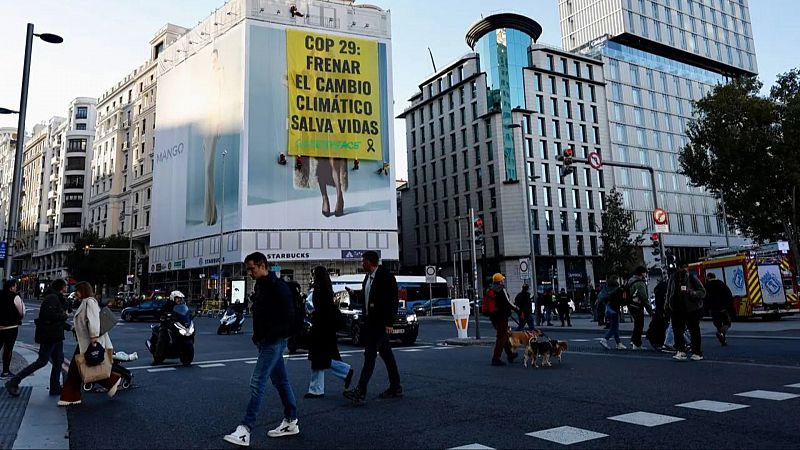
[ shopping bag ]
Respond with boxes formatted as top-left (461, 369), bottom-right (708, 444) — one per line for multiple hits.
top-left (75, 349), bottom-right (113, 384)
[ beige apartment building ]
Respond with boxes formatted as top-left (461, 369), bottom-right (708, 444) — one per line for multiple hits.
top-left (87, 24), bottom-right (188, 294)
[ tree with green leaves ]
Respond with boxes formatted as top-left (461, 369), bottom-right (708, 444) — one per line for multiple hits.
top-left (600, 188), bottom-right (644, 278)
top-left (680, 70), bottom-right (800, 262)
top-left (65, 230), bottom-right (132, 290)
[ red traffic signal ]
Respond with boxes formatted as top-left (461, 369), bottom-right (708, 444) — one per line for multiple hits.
top-left (650, 233), bottom-right (660, 241)
top-left (475, 218), bottom-right (484, 228)
top-left (564, 148), bottom-right (574, 158)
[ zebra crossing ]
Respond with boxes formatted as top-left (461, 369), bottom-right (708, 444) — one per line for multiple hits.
top-left (449, 383), bottom-right (800, 448)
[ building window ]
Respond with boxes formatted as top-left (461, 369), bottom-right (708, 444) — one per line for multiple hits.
top-left (76, 123), bottom-right (87, 130)
top-left (76, 107), bottom-right (88, 119)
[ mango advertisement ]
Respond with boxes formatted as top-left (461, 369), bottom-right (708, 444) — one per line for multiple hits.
top-left (287, 29), bottom-right (382, 160)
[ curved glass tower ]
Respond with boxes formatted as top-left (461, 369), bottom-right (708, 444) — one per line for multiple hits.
top-left (466, 13), bottom-right (543, 181)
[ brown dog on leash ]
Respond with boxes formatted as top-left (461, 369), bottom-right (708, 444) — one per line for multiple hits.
top-left (523, 339), bottom-right (569, 368)
top-left (508, 329), bottom-right (543, 355)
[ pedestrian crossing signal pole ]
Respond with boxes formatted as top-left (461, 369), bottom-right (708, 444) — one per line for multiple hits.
top-left (469, 207), bottom-right (480, 339)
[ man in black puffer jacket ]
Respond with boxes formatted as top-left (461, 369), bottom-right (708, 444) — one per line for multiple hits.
top-left (223, 252), bottom-right (298, 448)
top-left (6, 279), bottom-right (71, 397)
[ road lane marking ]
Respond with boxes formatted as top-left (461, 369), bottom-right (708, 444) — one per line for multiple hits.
top-left (734, 390), bottom-right (800, 401)
top-left (198, 363), bottom-right (226, 368)
top-left (785, 383), bottom-right (800, 388)
top-left (526, 426), bottom-right (607, 445)
top-left (399, 349), bottom-right (423, 352)
top-left (449, 444), bottom-right (495, 450)
top-left (608, 411), bottom-right (684, 427)
top-left (147, 367), bottom-right (176, 373)
top-left (569, 339), bottom-right (590, 342)
top-left (245, 360), bottom-right (257, 364)
top-left (676, 400), bottom-right (749, 412)
top-left (568, 350), bottom-right (800, 370)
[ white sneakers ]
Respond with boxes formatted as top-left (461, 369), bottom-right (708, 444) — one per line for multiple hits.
top-left (599, 338), bottom-right (610, 350)
top-left (267, 418), bottom-right (300, 437)
top-left (224, 419), bottom-right (299, 447)
top-left (223, 425), bottom-right (250, 447)
top-left (630, 344), bottom-right (642, 350)
top-left (616, 342), bottom-right (627, 350)
top-left (673, 351), bottom-right (688, 361)
top-left (690, 354), bottom-right (704, 361)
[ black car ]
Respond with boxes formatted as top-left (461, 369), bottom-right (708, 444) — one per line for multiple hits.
top-left (121, 300), bottom-right (168, 322)
top-left (413, 298), bottom-right (452, 316)
top-left (335, 289), bottom-right (418, 346)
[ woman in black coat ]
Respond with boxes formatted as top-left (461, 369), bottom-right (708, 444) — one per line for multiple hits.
top-left (305, 266), bottom-right (353, 399)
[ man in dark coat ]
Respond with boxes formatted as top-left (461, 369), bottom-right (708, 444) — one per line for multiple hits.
top-left (344, 251), bottom-right (402, 404)
top-left (556, 288), bottom-right (572, 327)
top-left (704, 273), bottom-right (734, 346)
top-left (5, 279), bottom-right (70, 396)
top-left (666, 264), bottom-right (706, 361)
top-left (514, 285), bottom-right (535, 331)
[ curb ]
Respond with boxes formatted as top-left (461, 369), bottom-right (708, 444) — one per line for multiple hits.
top-left (8, 343), bottom-right (69, 450)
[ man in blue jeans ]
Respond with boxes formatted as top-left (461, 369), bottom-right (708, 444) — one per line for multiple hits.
top-left (224, 252), bottom-right (298, 447)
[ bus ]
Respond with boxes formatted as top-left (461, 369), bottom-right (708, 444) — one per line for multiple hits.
top-left (331, 275), bottom-right (449, 312)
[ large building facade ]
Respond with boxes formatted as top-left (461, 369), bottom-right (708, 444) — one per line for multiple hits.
top-left (559, 0), bottom-right (756, 264)
top-left (148, 0), bottom-right (397, 296)
top-left (399, 14), bottom-right (613, 296)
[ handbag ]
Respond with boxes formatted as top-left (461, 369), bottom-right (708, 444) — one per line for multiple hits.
top-left (75, 349), bottom-right (113, 384)
top-left (98, 303), bottom-right (117, 336)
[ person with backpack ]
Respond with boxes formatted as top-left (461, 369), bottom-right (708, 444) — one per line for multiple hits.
top-left (646, 275), bottom-right (669, 351)
top-left (224, 252), bottom-right (299, 447)
top-left (5, 279), bottom-right (68, 396)
top-left (599, 276), bottom-right (626, 350)
top-left (0, 279), bottom-right (25, 378)
top-left (704, 273), bottom-right (734, 346)
top-left (483, 273), bottom-right (520, 366)
top-left (514, 284), bottom-right (535, 331)
top-left (343, 251), bottom-right (402, 404)
top-left (627, 266), bottom-right (653, 350)
top-left (556, 289), bottom-right (572, 327)
top-left (304, 266), bottom-right (353, 399)
top-left (665, 263), bottom-right (706, 361)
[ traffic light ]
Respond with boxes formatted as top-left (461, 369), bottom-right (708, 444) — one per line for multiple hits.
top-left (665, 248), bottom-right (676, 268)
top-left (559, 148), bottom-right (576, 179)
top-left (294, 156), bottom-right (304, 170)
top-left (352, 159), bottom-right (359, 171)
top-left (277, 153), bottom-right (287, 165)
top-left (84, 245), bottom-right (90, 256)
top-left (474, 217), bottom-right (485, 246)
top-left (650, 233), bottom-right (661, 255)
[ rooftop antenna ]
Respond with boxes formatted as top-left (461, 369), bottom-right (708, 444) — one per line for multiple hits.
top-left (428, 47), bottom-right (437, 72)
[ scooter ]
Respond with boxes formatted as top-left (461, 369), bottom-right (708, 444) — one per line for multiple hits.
top-left (217, 306), bottom-right (245, 335)
top-left (82, 351), bottom-right (137, 392)
top-left (146, 303), bottom-right (195, 365)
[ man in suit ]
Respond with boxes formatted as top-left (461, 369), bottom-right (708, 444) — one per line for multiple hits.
top-left (343, 251), bottom-right (402, 404)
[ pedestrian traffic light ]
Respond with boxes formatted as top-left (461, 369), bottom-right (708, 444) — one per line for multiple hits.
top-left (650, 233), bottom-right (661, 255)
top-left (294, 156), bottom-right (304, 170)
top-left (474, 217), bottom-right (485, 246)
top-left (277, 153), bottom-right (287, 165)
top-left (559, 148), bottom-right (576, 179)
top-left (352, 159), bottom-right (359, 171)
top-left (665, 248), bottom-right (676, 268)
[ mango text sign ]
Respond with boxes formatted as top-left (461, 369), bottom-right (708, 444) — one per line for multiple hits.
top-left (287, 29), bottom-right (382, 160)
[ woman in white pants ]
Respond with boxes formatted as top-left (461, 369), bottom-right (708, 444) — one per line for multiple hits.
top-left (305, 266), bottom-right (352, 398)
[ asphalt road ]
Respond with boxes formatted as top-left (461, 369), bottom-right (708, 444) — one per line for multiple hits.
top-left (14, 310), bottom-right (800, 449)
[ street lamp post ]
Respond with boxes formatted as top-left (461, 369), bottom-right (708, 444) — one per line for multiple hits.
top-left (3, 24), bottom-right (62, 279)
top-left (218, 150), bottom-right (227, 302)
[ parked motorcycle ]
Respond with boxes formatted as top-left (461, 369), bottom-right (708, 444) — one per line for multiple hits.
top-left (146, 303), bottom-right (195, 365)
top-left (217, 305), bottom-right (246, 335)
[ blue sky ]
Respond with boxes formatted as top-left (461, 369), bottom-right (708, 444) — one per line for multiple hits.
top-left (1, 0), bottom-right (797, 180)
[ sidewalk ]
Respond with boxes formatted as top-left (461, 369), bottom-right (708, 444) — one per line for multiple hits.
top-left (0, 343), bottom-right (69, 449)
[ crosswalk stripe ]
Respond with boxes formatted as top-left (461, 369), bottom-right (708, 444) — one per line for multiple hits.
top-left (400, 349), bottom-right (423, 352)
top-left (676, 400), bottom-right (749, 412)
top-left (526, 426), bottom-right (607, 445)
top-left (245, 360), bottom-right (257, 364)
top-left (735, 390), bottom-right (800, 401)
top-left (608, 411), bottom-right (684, 427)
top-left (448, 444), bottom-right (494, 450)
top-left (147, 367), bottom-right (176, 373)
top-left (784, 383), bottom-right (800, 389)
top-left (198, 363), bottom-right (226, 368)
